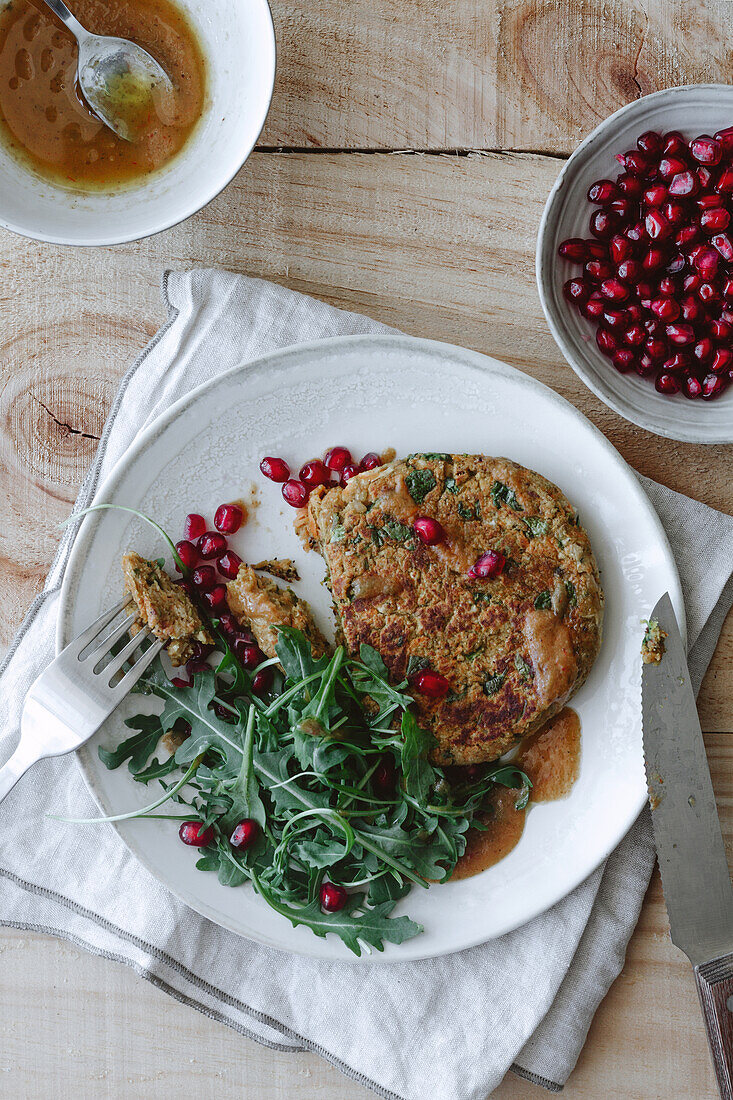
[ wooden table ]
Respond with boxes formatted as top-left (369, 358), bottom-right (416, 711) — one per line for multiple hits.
top-left (2, 2), bottom-right (733, 1096)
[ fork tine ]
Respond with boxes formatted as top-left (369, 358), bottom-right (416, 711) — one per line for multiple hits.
top-left (111, 638), bottom-right (165, 697)
top-left (84, 611), bottom-right (139, 667)
top-left (102, 625), bottom-right (153, 681)
top-left (65, 597), bottom-right (132, 657)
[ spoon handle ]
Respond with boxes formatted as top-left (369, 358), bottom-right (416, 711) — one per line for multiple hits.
top-left (39, 0), bottom-right (89, 41)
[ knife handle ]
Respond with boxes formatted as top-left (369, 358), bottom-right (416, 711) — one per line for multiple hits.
top-left (695, 953), bottom-right (733, 1099)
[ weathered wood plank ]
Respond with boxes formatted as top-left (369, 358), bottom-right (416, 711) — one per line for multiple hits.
top-left (0, 151), bottom-right (730, 720)
top-left (261, 0), bottom-right (733, 152)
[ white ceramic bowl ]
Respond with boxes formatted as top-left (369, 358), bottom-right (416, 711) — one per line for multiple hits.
top-left (537, 84), bottom-right (733, 444)
top-left (0, 0), bottom-right (275, 246)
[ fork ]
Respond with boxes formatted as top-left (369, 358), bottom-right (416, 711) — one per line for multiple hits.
top-left (0, 599), bottom-right (164, 805)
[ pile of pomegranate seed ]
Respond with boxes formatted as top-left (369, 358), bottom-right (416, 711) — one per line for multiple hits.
top-left (260, 446), bottom-right (386, 507)
top-left (559, 127), bottom-right (733, 400)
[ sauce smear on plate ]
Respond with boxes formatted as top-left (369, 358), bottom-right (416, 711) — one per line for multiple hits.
top-left (452, 707), bottom-right (581, 879)
top-left (0, 0), bottom-right (206, 189)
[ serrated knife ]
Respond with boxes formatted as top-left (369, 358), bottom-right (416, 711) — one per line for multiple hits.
top-left (643, 591), bottom-right (733, 1098)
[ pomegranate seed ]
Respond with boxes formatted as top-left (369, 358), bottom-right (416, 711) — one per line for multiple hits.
top-left (175, 540), bottom-right (199, 571)
top-left (715, 125), bottom-right (733, 154)
top-left (663, 353), bottom-right (691, 374)
top-left (621, 150), bottom-right (653, 176)
top-left (655, 372), bottom-right (680, 395)
top-left (690, 135), bottom-right (722, 165)
top-left (610, 234), bottom-right (633, 263)
top-left (360, 452), bottom-right (382, 471)
top-left (183, 513), bottom-right (206, 540)
top-left (680, 295), bottom-right (703, 323)
top-left (230, 819), bottom-right (259, 850)
top-left (697, 166), bottom-right (714, 189)
top-left (170, 676), bottom-right (192, 689)
top-left (651, 297), bottom-right (680, 322)
top-left (617, 258), bottom-right (642, 281)
top-left (192, 564), bottom-right (217, 590)
top-left (701, 207), bottom-right (730, 233)
top-left (203, 585), bottom-right (227, 613)
top-left (644, 337), bottom-right (667, 362)
top-left (625, 221), bottom-right (649, 246)
top-left (587, 179), bottom-right (617, 203)
top-left (198, 532), bottom-right (227, 559)
top-left (585, 259), bottom-right (613, 282)
top-left (617, 173), bottom-right (644, 198)
top-left (373, 757), bottom-right (396, 797)
top-left (612, 349), bottom-right (636, 373)
top-left (468, 550), bottom-right (506, 578)
top-left (658, 156), bottom-right (688, 181)
top-left (623, 324), bottom-right (646, 347)
top-left (213, 503), bottom-right (243, 535)
top-left (698, 282), bottom-right (719, 304)
top-left (696, 193), bottom-right (722, 211)
top-left (413, 516), bottom-right (445, 545)
top-left (601, 309), bottom-right (628, 331)
top-left (643, 183), bottom-right (667, 206)
top-left (666, 323), bottom-right (696, 346)
top-left (693, 246), bottom-right (720, 279)
top-left (563, 278), bottom-right (589, 304)
top-left (600, 277), bottom-right (630, 302)
top-left (340, 463), bottom-right (360, 486)
top-left (609, 198), bottom-right (635, 222)
top-left (298, 459), bottom-right (330, 489)
top-left (702, 373), bottom-right (728, 400)
top-left (716, 167), bottom-right (733, 194)
top-left (636, 280), bottom-right (654, 301)
top-left (320, 882), bottom-right (348, 913)
top-left (637, 130), bottom-right (662, 156)
top-left (662, 202), bottom-right (687, 228)
top-left (683, 272), bottom-right (702, 292)
top-left (590, 210), bottom-right (616, 239)
top-left (641, 248), bottom-right (665, 273)
top-left (667, 170), bottom-right (698, 197)
top-left (711, 319), bottom-right (733, 341)
top-left (217, 612), bottom-right (239, 634)
top-left (712, 348), bottom-right (733, 375)
top-left (677, 225), bottom-right (701, 250)
top-left (663, 132), bottom-right (688, 158)
top-left (645, 210), bottom-right (671, 240)
top-left (177, 579), bottom-right (195, 598)
top-left (586, 240), bottom-right (608, 259)
top-left (644, 318), bottom-right (663, 336)
top-left (232, 637), bottom-right (264, 668)
top-left (217, 551), bottom-right (243, 580)
top-left (657, 276), bottom-right (678, 298)
top-left (186, 657), bottom-right (210, 677)
top-left (693, 338), bottom-right (715, 364)
top-left (724, 278), bottom-right (733, 303)
top-left (179, 821), bottom-right (214, 847)
top-left (411, 669), bottom-right (451, 698)
top-left (260, 456), bottom-right (290, 482)
top-left (626, 303), bottom-right (643, 324)
top-left (282, 479), bottom-right (309, 508)
top-left (682, 374), bottom-right (703, 399)
top-left (636, 354), bottom-right (657, 378)
top-left (583, 295), bottom-right (605, 320)
top-left (713, 233), bottom-right (733, 261)
top-left (596, 329), bottom-right (617, 357)
top-left (324, 446), bottom-right (353, 471)
top-left (666, 253), bottom-right (686, 275)
top-left (252, 667), bottom-right (273, 695)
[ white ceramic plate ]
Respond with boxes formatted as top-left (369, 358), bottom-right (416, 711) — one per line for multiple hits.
top-left (537, 84), bottom-right (733, 444)
top-left (58, 334), bottom-right (683, 961)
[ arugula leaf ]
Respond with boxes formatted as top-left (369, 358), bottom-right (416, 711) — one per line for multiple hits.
top-left (98, 714), bottom-right (163, 773)
top-left (400, 711), bottom-right (436, 803)
top-left (534, 590), bottom-right (552, 610)
top-left (220, 707), bottom-right (265, 834)
top-left (491, 481), bottom-right (522, 511)
top-left (405, 469), bottom-right (437, 504)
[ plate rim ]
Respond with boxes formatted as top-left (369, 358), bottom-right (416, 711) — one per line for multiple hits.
top-left (536, 82), bottom-right (733, 445)
top-left (58, 331), bottom-right (684, 961)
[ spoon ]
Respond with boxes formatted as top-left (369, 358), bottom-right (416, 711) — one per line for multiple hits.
top-left (39, 0), bottom-right (177, 142)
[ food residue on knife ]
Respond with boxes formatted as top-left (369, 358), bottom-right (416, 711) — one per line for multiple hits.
top-left (641, 618), bottom-right (667, 665)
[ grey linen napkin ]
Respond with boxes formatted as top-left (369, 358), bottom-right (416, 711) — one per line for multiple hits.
top-left (2, 269), bottom-right (733, 1100)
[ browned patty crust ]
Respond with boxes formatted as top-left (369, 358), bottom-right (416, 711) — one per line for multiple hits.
top-left (122, 552), bottom-right (213, 666)
top-left (306, 454), bottom-right (603, 765)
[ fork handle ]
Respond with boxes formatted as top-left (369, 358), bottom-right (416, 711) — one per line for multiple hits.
top-left (0, 745), bottom-right (38, 806)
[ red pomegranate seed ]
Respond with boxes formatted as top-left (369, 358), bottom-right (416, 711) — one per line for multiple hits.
top-left (711, 319), bottom-right (732, 341)
top-left (636, 280), bottom-right (654, 301)
top-left (698, 282), bottom-right (719, 304)
top-left (697, 166), bottom-right (714, 189)
top-left (644, 318), bottom-right (663, 336)
top-left (413, 516), bottom-right (445, 545)
top-left (702, 373), bottom-right (728, 400)
top-left (192, 564), bottom-right (217, 590)
top-left (617, 173), bottom-right (644, 198)
top-left (198, 532), bottom-right (227, 559)
top-left (214, 503), bottom-right (243, 535)
top-left (282, 479), bottom-right (309, 508)
top-left (623, 324), bottom-right (646, 347)
top-left (587, 179), bottom-right (617, 203)
top-left (693, 246), bottom-right (720, 279)
top-left (610, 235), bottom-right (633, 264)
top-left (563, 278), bottom-right (589, 304)
top-left (696, 193), bottom-right (722, 211)
top-left (596, 329), bottom-right (617, 357)
top-left (600, 277), bottom-right (629, 302)
top-left (658, 156), bottom-right (688, 181)
top-left (690, 135), bottom-right (722, 165)
top-left (667, 170), bottom-right (698, 197)
top-left (232, 638), bottom-right (264, 668)
top-left (645, 210), bottom-right (672, 240)
top-left (651, 297), bottom-right (680, 322)
top-left (617, 259), bottom-right (642, 281)
top-left (666, 253), bottom-right (686, 275)
top-left (585, 259), bottom-right (613, 282)
top-left (177, 579), bottom-right (195, 598)
top-left (360, 452), bottom-right (382, 471)
top-left (230, 819), bottom-right (259, 850)
top-left (324, 446), bottom-right (353, 472)
top-left (625, 221), bottom-right (649, 246)
top-left (663, 353), bottom-right (691, 374)
top-left (712, 348), bottom-right (733, 375)
top-left (682, 374), bottom-right (703, 399)
top-left (468, 550), bottom-right (506, 578)
top-left (658, 276), bottom-right (679, 298)
top-left (663, 132), bottom-right (688, 158)
top-left (641, 248), bottom-right (665, 273)
top-left (655, 372), bottom-right (681, 395)
top-left (701, 207), bottom-right (730, 233)
top-left (644, 337), bottom-right (667, 362)
top-left (373, 756), bottom-right (396, 797)
top-left (260, 456), bottom-right (290, 482)
top-left (217, 612), bottom-right (240, 635)
top-left (252, 667), bottom-right (273, 695)
top-left (217, 551), bottom-right (243, 580)
top-left (683, 272), bottom-right (702, 292)
top-left (186, 656), bottom-right (210, 677)
top-left (203, 585), bottom-right (227, 613)
top-left (583, 295), bottom-right (605, 320)
top-left (637, 130), bottom-right (662, 156)
top-left (693, 338), bottom-right (715, 364)
top-left (715, 125), bottom-right (733, 155)
top-left (666, 323), bottom-right (696, 346)
top-left (636, 354), bottom-right (657, 378)
top-left (621, 150), bottom-right (652, 176)
top-left (626, 303), bottom-right (643, 324)
top-left (586, 240), bottom-right (608, 259)
top-left (175, 540), bottom-right (199, 571)
top-left (677, 225), bottom-right (701, 250)
top-left (713, 233), bottom-right (733, 261)
top-left (183, 513), bottom-right (206, 540)
top-left (716, 167), bottom-right (733, 193)
top-left (612, 349), bottom-right (636, 373)
top-left (609, 198), bottom-right (635, 222)
top-left (663, 202), bottom-right (687, 228)
top-left (170, 677), bottom-right (192, 691)
top-left (602, 309), bottom-right (629, 331)
top-left (411, 669), bottom-right (451, 698)
top-left (724, 278), bottom-right (733, 303)
top-left (680, 295), bottom-right (703, 323)
top-left (320, 882), bottom-right (348, 913)
top-left (340, 463), bottom-right (360, 486)
top-left (643, 183), bottom-right (667, 206)
top-left (590, 210), bottom-right (616, 239)
top-left (298, 459), bottom-right (330, 489)
top-left (179, 821), bottom-right (214, 847)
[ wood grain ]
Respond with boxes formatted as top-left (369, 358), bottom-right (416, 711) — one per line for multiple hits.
top-left (262, 0), bottom-right (733, 152)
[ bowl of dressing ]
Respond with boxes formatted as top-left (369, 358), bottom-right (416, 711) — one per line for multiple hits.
top-left (0, 0), bottom-right (275, 245)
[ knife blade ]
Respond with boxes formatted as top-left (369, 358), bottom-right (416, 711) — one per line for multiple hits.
top-left (643, 591), bottom-right (733, 1098)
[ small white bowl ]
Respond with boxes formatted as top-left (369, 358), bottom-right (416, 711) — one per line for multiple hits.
top-left (537, 84), bottom-right (733, 444)
top-left (0, 0), bottom-right (275, 246)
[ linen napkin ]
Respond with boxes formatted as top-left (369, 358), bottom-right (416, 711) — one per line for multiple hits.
top-left (2, 268), bottom-right (733, 1100)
